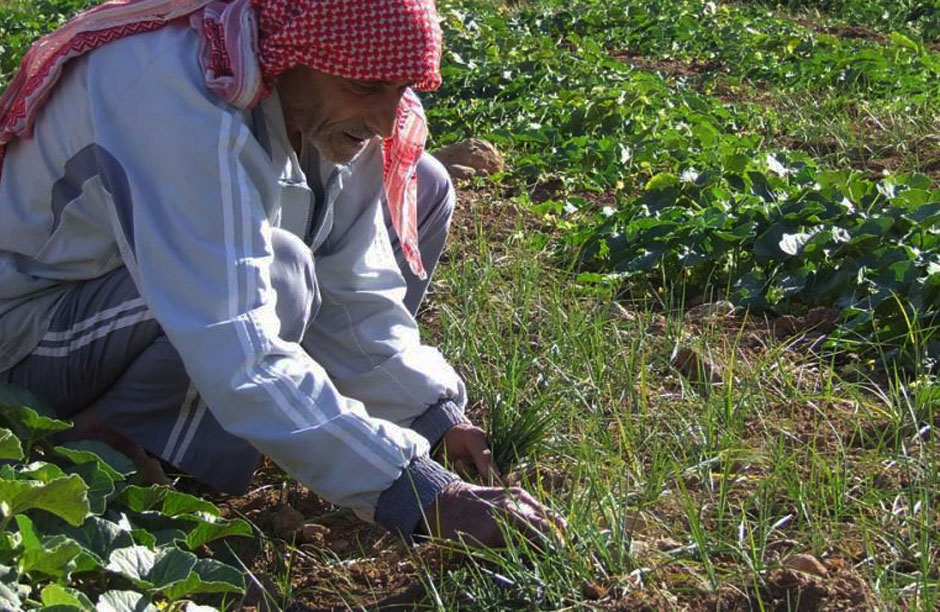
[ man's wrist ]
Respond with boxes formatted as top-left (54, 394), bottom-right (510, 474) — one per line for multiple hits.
top-left (410, 398), bottom-right (469, 451)
top-left (374, 454), bottom-right (460, 540)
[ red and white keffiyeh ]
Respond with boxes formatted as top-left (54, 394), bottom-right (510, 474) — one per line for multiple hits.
top-left (0, 0), bottom-right (443, 278)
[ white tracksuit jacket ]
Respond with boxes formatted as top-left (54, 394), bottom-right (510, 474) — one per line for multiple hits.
top-left (0, 24), bottom-right (464, 526)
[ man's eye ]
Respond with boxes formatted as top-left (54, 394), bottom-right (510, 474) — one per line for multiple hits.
top-left (351, 81), bottom-right (378, 94)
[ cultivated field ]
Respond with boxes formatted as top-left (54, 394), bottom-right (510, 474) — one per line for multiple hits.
top-left (0, 0), bottom-right (937, 610)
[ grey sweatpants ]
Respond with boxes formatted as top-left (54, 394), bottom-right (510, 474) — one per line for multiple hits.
top-left (0, 154), bottom-right (455, 494)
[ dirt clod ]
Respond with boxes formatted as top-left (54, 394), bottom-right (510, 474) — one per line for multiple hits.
top-left (773, 307), bottom-right (839, 339)
top-left (654, 537), bottom-right (682, 551)
top-left (271, 504), bottom-right (305, 540)
top-left (581, 579), bottom-right (608, 600)
top-left (609, 301), bottom-right (638, 322)
top-left (671, 347), bottom-right (723, 386)
top-left (684, 300), bottom-right (735, 322)
top-left (300, 523), bottom-right (329, 544)
top-left (448, 164), bottom-right (478, 180)
top-left (785, 553), bottom-right (828, 577)
top-left (433, 138), bottom-right (505, 175)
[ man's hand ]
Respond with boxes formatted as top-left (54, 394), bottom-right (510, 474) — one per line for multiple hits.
top-left (419, 481), bottom-right (566, 548)
top-left (435, 423), bottom-right (500, 484)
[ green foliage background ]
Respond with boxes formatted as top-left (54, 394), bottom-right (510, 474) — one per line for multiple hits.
top-left (427, 0), bottom-right (939, 371)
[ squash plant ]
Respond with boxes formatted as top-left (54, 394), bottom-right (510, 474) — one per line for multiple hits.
top-left (0, 385), bottom-right (248, 612)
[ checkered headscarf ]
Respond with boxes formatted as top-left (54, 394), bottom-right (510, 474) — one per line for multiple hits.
top-left (0, 0), bottom-right (442, 278)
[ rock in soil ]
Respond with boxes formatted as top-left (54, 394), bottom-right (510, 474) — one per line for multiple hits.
top-left (300, 523), bottom-right (329, 544)
top-left (581, 579), bottom-right (608, 600)
top-left (785, 553), bottom-right (828, 576)
top-left (433, 138), bottom-right (505, 175)
top-left (608, 302), bottom-right (638, 323)
top-left (684, 300), bottom-right (735, 322)
top-left (773, 307), bottom-right (839, 339)
top-left (271, 504), bottom-right (305, 540)
top-left (448, 164), bottom-right (477, 180)
top-left (671, 347), bottom-right (723, 386)
top-left (654, 537), bottom-right (683, 552)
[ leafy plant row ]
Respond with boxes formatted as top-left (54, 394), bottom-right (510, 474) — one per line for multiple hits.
top-left (0, 385), bottom-right (249, 612)
top-left (744, 0), bottom-right (940, 42)
top-left (429, 0), bottom-right (938, 370)
top-left (0, 0), bottom-right (98, 88)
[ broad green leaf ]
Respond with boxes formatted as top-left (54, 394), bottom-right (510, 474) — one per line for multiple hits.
top-left (889, 32), bottom-right (921, 53)
top-left (106, 546), bottom-right (155, 585)
top-left (17, 461), bottom-right (66, 483)
top-left (18, 535), bottom-right (83, 580)
top-left (37, 606), bottom-right (85, 612)
top-left (778, 231), bottom-right (815, 256)
top-left (0, 401), bottom-right (70, 446)
top-left (41, 584), bottom-right (95, 610)
top-left (0, 474), bottom-right (90, 526)
top-left (31, 515), bottom-right (133, 567)
top-left (96, 590), bottom-right (159, 612)
top-left (149, 529), bottom-right (188, 548)
top-left (191, 558), bottom-right (245, 593)
top-left (130, 529), bottom-right (156, 549)
top-left (0, 384), bottom-right (55, 417)
top-left (117, 485), bottom-right (219, 517)
top-left (54, 441), bottom-right (135, 482)
top-left (645, 172), bottom-right (679, 192)
top-left (115, 486), bottom-right (165, 513)
top-left (0, 429), bottom-right (23, 461)
top-left (692, 120), bottom-right (719, 147)
top-left (162, 491), bottom-right (219, 518)
top-left (147, 546), bottom-right (197, 590)
top-left (184, 518), bottom-right (252, 550)
top-left (161, 559), bottom-right (245, 601)
top-left (16, 512), bottom-right (41, 544)
top-left (723, 153), bottom-right (750, 173)
top-left (67, 462), bottom-right (115, 516)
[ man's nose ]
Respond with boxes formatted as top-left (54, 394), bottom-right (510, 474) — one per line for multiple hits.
top-left (365, 89), bottom-right (403, 139)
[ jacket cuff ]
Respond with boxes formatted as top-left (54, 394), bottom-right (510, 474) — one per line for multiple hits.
top-left (375, 454), bottom-right (459, 539)
top-left (410, 398), bottom-right (469, 450)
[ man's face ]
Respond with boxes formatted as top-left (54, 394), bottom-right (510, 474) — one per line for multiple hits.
top-left (276, 66), bottom-right (411, 164)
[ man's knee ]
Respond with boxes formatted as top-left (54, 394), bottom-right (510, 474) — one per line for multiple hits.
top-left (416, 153), bottom-right (456, 231)
top-left (269, 228), bottom-right (318, 342)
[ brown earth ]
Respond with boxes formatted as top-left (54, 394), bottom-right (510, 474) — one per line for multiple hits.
top-left (610, 50), bottom-right (722, 80)
top-left (174, 184), bottom-right (920, 611)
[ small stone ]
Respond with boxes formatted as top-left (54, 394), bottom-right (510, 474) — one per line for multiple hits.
top-left (622, 511), bottom-right (650, 535)
top-left (448, 164), bottom-right (477, 180)
top-left (300, 523), bottom-right (329, 544)
top-left (785, 553), bottom-right (828, 577)
top-left (271, 504), bottom-right (305, 540)
top-left (684, 300), bottom-right (735, 322)
top-left (581, 579), bottom-right (607, 600)
top-left (802, 307), bottom-right (839, 334)
top-left (671, 347), bottom-right (723, 385)
top-left (608, 302), bottom-right (637, 322)
top-left (654, 537), bottom-right (683, 552)
top-left (433, 138), bottom-right (505, 175)
top-left (772, 315), bottom-right (800, 338)
top-left (648, 314), bottom-right (667, 334)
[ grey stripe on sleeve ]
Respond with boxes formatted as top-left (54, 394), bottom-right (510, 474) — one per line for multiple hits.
top-left (51, 143), bottom-right (135, 251)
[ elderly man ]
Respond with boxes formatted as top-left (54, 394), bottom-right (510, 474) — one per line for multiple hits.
top-left (0, 0), bottom-right (560, 544)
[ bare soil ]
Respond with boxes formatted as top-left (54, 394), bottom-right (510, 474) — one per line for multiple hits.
top-left (176, 183), bottom-right (910, 611)
top-left (610, 50), bottom-right (722, 80)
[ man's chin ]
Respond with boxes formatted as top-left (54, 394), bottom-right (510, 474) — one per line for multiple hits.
top-left (313, 137), bottom-right (370, 165)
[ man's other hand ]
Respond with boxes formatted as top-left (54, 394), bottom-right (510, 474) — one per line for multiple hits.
top-left (419, 481), bottom-right (566, 548)
top-left (436, 423), bottom-right (501, 484)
